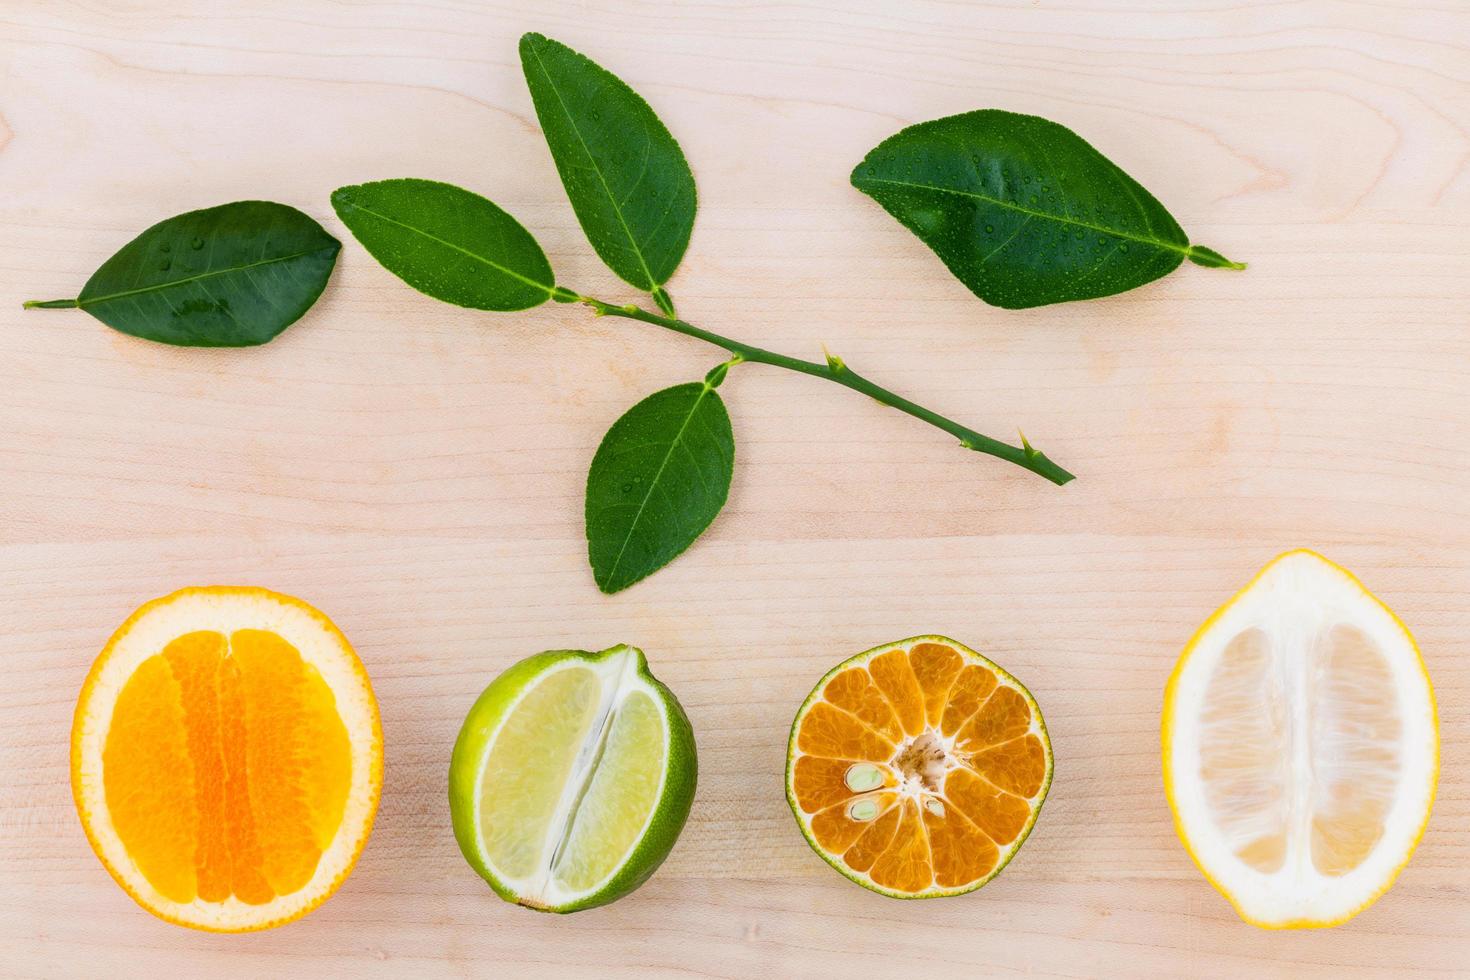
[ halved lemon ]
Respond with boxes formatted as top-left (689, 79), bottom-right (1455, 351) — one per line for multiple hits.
top-left (786, 635), bottom-right (1052, 898)
top-left (448, 645), bottom-right (696, 912)
top-left (1163, 550), bottom-right (1438, 928)
top-left (71, 587), bottom-right (382, 932)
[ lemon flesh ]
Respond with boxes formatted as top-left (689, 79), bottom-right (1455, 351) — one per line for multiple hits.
top-left (450, 645), bottom-right (695, 912)
top-left (1163, 551), bottom-right (1438, 928)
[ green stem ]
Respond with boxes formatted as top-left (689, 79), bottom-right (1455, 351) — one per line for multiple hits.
top-left (578, 295), bottom-right (1074, 486)
top-left (23, 298), bottom-right (79, 309)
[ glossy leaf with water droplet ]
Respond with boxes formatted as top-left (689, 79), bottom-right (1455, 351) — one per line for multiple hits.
top-left (332, 178), bottom-right (556, 311)
top-left (520, 32), bottom-right (695, 305)
top-left (851, 110), bottom-right (1243, 309)
top-left (24, 201), bottom-right (339, 346)
top-left (585, 380), bottom-right (734, 594)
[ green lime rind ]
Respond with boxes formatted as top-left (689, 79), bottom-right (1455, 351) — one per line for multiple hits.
top-left (448, 647), bottom-right (571, 907)
top-left (560, 663), bottom-right (696, 913)
top-left (449, 644), bottom-right (697, 913)
top-left (784, 634), bottom-right (1053, 900)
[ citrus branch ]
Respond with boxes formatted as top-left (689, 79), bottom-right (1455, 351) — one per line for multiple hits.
top-left (568, 293), bottom-right (1075, 486)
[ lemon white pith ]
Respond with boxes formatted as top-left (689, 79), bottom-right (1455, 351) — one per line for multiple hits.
top-left (449, 645), bottom-right (696, 912)
top-left (1163, 551), bottom-right (1438, 928)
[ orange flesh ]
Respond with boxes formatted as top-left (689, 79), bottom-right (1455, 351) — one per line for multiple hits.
top-left (101, 630), bottom-right (352, 906)
top-left (792, 642), bottom-right (1047, 894)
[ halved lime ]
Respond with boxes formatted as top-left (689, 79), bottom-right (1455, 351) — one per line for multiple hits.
top-left (449, 644), bottom-right (697, 912)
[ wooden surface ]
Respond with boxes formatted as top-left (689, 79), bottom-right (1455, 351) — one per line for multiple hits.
top-left (2, 1), bottom-right (1468, 977)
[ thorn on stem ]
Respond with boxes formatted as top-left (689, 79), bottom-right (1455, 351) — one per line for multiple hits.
top-left (822, 344), bottom-right (846, 373)
top-left (1019, 429), bottom-right (1040, 459)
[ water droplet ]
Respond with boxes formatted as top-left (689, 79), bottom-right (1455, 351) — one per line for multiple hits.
top-left (190, 237), bottom-right (204, 250)
top-left (158, 259), bottom-right (171, 271)
top-left (621, 483), bottom-right (633, 493)
top-left (1022, 175), bottom-right (1032, 184)
top-left (160, 243), bottom-right (172, 253)
top-left (984, 224), bottom-right (994, 234)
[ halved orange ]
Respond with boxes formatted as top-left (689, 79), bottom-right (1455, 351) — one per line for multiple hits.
top-left (71, 587), bottom-right (382, 931)
top-left (786, 635), bottom-right (1052, 898)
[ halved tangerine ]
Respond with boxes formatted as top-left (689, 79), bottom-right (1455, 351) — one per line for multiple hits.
top-left (785, 635), bottom-right (1052, 898)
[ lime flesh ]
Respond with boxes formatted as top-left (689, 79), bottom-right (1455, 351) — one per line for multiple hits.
top-left (449, 645), bottom-right (696, 912)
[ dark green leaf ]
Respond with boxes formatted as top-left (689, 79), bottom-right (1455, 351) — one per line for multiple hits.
top-left (331, 178), bottom-right (554, 310)
top-left (520, 32), bottom-right (696, 301)
top-left (851, 110), bottom-right (1244, 309)
top-left (586, 380), bottom-right (734, 594)
top-left (24, 201), bottom-right (339, 346)
top-left (1185, 245), bottom-right (1242, 269)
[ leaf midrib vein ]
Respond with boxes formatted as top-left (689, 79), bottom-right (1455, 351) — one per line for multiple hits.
top-left (601, 384), bottom-right (715, 586)
top-left (78, 246), bottom-right (331, 307)
top-left (854, 174), bottom-right (1190, 256)
top-left (337, 200), bottom-right (551, 294)
top-left (526, 39), bottom-right (660, 291)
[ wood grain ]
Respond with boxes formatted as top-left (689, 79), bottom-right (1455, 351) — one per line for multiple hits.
top-left (2, 1), bottom-right (1468, 976)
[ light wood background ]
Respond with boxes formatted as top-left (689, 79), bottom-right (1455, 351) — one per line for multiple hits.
top-left (3, 1), bottom-right (1468, 977)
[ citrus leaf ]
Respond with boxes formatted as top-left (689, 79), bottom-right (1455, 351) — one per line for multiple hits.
top-left (520, 32), bottom-right (696, 304)
top-left (586, 380), bottom-right (734, 594)
top-left (331, 178), bottom-right (554, 310)
top-left (24, 201), bottom-right (339, 346)
top-left (851, 110), bottom-right (1243, 309)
